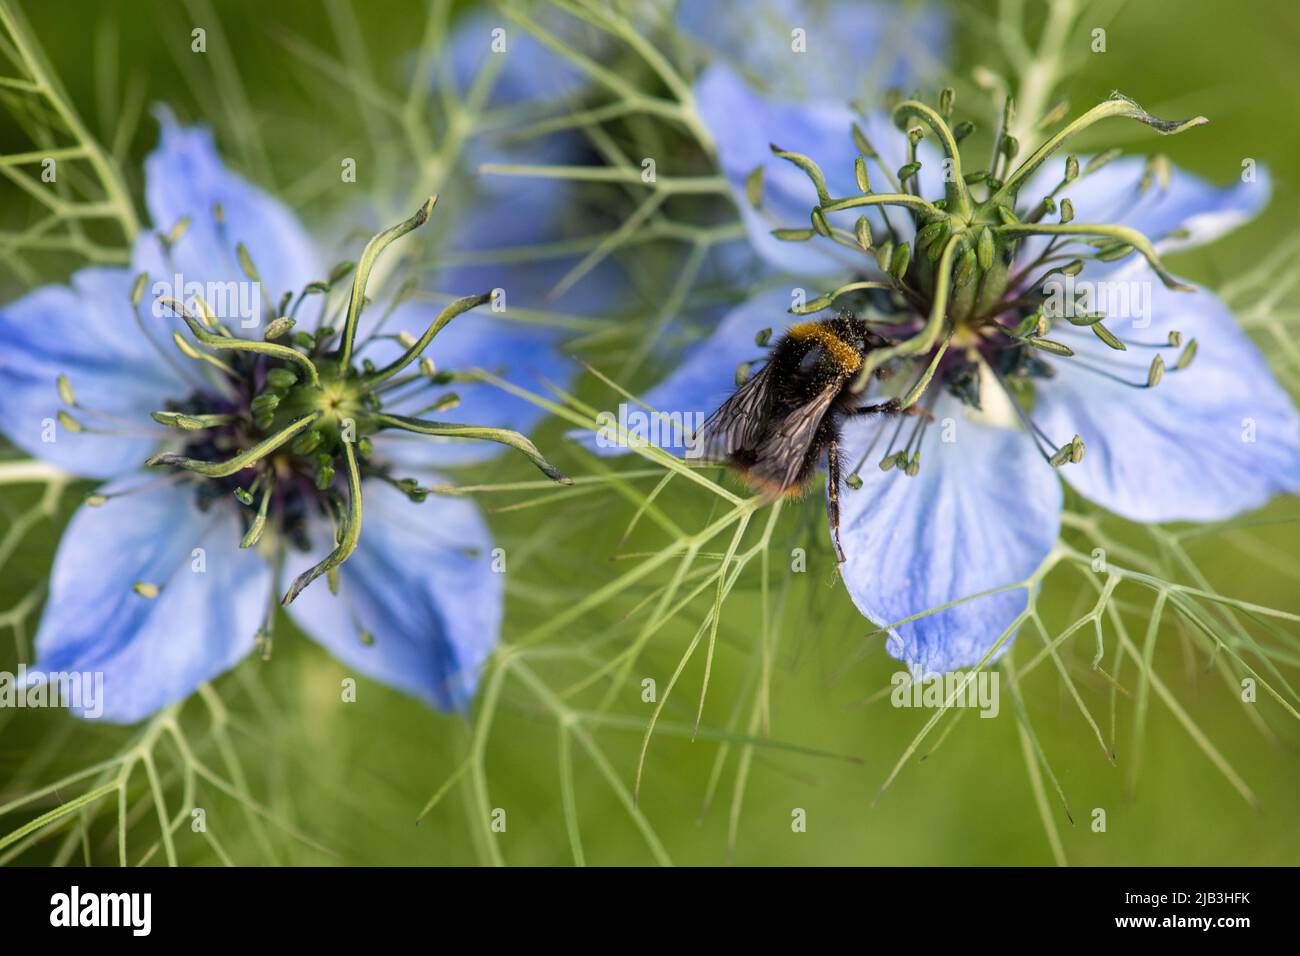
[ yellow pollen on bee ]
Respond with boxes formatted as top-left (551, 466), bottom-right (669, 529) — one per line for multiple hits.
top-left (787, 322), bottom-right (862, 373)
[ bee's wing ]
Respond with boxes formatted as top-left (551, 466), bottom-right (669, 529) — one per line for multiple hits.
top-left (692, 362), bottom-right (777, 461)
top-left (744, 380), bottom-right (841, 490)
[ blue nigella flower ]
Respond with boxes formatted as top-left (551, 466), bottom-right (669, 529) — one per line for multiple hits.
top-left (0, 18), bottom-right (616, 722)
top-left (625, 1), bottom-right (1300, 677)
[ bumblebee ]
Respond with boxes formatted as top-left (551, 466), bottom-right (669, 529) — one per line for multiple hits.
top-left (694, 310), bottom-right (915, 562)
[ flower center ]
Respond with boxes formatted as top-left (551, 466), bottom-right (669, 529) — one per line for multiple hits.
top-left (767, 91), bottom-right (1208, 477)
top-left (56, 197), bottom-right (572, 609)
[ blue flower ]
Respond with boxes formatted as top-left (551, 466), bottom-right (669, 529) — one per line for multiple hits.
top-left (0, 15), bottom-right (612, 722)
top-left (624, 1), bottom-right (1300, 677)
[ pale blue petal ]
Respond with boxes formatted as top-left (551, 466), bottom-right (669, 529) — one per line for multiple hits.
top-left (838, 400), bottom-right (1062, 677)
top-left (695, 64), bottom-right (938, 277)
top-left (136, 109), bottom-right (322, 322)
top-left (1034, 267), bottom-right (1300, 522)
top-left (0, 267), bottom-right (188, 478)
top-left (677, 0), bottom-right (947, 99)
top-left (284, 478), bottom-right (501, 712)
top-left (1017, 156), bottom-right (1271, 271)
top-left (28, 476), bottom-right (269, 723)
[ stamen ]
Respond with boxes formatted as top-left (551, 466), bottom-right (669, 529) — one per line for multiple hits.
top-left (172, 330), bottom-right (238, 378)
top-left (158, 296), bottom-right (321, 387)
top-left (240, 483), bottom-right (272, 549)
top-left (848, 414), bottom-right (897, 485)
top-left (986, 359), bottom-right (1075, 465)
top-left (1147, 354), bottom-right (1165, 387)
top-left (54, 375), bottom-right (168, 435)
top-left (124, 272), bottom-right (204, 389)
top-left (411, 392), bottom-right (461, 416)
top-left (54, 408), bottom-right (166, 440)
top-left (1057, 356), bottom-right (1163, 390)
top-left (234, 241), bottom-right (276, 328)
top-left (84, 472), bottom-right (195, 508)
top-left (264, 316), bottom-right (295, 340)
top-left (151, 411), bottom-right (239, 431)
top-left (877, 412), bottom-right (912, 471)
top-left (1048, 434), bottom-right (1086, 467)
top-left (789, 280), bottom-right (895, 316)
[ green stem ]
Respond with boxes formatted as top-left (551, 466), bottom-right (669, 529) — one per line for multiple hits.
top-left (0, 0), bottom-right (140, 241)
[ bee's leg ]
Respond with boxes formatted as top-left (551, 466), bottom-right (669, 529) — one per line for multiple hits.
top-left (826, 437), bottom-right (847, 563)
top-left (850, 399), bottom-right (901, 416)
top-left (851, 400), bottom-right (933, 422)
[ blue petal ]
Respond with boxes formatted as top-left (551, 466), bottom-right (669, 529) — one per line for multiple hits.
top-left (28, 476), bottom-right (269, 723)
top-left (1034, 268), bottom-right (1300, 522)
top-left (677, 0), bottom-right (947, 99)
top-left (695, 64), bottom-right (939, 277)
top-left (446, 8), bottom-right (589, 109)
top-left (283, 478), bottom-right (501, 712)
top-left (136, 109), bottom-right (322, 322)
top-left (838, 401), bottom-right (1062, 677)
top-left (0, 267), bottom-right (189, 478)
top-left (1017, 156), bottom-right (1270, 270)
top-left (578, 286), bottom-right (792, 457)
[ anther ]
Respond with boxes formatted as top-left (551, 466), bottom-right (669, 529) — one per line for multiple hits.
top-left (1147, 354), bottom-right (1166, 388)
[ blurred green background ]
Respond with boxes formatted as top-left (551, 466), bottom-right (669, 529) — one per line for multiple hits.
top-left (1, 0), bottom-right (1298, 866)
